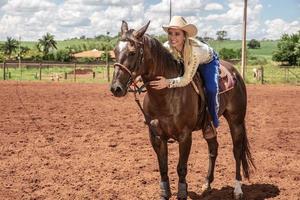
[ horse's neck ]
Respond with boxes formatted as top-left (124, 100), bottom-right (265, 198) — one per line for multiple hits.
top-left (141, 36), bottom-right (180, 100)
top-left (142, 36), bottom-right (180, 81)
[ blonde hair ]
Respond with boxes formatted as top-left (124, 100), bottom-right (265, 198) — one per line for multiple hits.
top-left (168, 32), bottom-right (193, 67)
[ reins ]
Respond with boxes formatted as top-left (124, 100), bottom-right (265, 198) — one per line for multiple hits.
top-left (113, 38), bottom-right (160, 138)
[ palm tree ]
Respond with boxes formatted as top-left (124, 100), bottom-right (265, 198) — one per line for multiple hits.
top-left (3, 37), bottom-right (19, 59)
top-left (37, 32), bottom-right (57, 59)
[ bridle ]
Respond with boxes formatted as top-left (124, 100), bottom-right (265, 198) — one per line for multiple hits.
top-left (112, 38), bottom-right (159, 138)
top-left (113, 39), bottom-right (147, 94)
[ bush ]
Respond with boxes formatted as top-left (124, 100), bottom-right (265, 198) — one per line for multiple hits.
top-left (0, 51), bottom-right (4, 62)
top-left (272, 31), bottom-right (300, 66)
top-left (247, 39), bottom-right (261, 49)
top-left (55, 49), bottom-right (73, 62)
top-left (219, 48), bottom-right (240, 59)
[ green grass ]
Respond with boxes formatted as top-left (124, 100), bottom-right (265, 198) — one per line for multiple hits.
top-left (1, 39), bottom-right (278, 58)
top-left (208, 40), bottom-right (278, 59)
top-left (235, 63), bottom-right (300, 84)
top-left (2, 39), bottom-right (299, 84)
top-left (1, 64), bottom-right (299, 84)
top-left (0, 65), bottom-right (112, 83)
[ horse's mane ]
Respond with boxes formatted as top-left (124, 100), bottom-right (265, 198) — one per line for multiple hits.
top-left (142, 35), bottom-right (181, 79)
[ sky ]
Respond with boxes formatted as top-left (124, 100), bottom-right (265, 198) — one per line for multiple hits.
top-left (0, 0), bottom-right (299, 41)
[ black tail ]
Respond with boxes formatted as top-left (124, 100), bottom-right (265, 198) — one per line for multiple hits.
top-left (241, 128), bottom-right (256, 179)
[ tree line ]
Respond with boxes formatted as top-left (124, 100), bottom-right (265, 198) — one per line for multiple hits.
top-left (0, 30), bottom-right (299, 66)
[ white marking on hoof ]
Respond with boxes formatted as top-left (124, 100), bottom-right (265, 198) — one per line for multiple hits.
top-left (201, 181), bottom-right (211, 192)
top-left (234, 180), bottom-right (243, 199)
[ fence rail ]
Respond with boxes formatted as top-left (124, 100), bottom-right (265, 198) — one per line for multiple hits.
top-left (1, 61), bottom-right (300, 84)
top-left (1, 61), bottom-right (114, 82)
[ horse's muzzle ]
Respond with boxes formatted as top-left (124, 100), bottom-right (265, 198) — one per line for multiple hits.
top-left (110, 83), bottom-right (127, 97)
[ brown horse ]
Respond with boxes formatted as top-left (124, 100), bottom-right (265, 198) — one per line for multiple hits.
top-left (110, 21), bottom-right (255, 200)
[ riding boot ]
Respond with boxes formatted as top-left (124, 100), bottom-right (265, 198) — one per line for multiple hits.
top-left (203, 121), bottom-right (217, 139)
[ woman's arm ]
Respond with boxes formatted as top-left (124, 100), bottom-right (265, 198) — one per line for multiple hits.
top-left (167, 40), bottom-right (213, 88)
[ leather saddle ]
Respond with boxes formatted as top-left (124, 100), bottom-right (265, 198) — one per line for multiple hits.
top-left (218, 64), bottom-right (236, 94)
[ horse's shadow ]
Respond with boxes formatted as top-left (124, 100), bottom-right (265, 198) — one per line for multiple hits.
top-left (188, 183), bottom-right (280, 200)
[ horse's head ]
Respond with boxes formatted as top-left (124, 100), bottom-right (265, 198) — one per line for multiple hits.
top-left (110, 20), bottom-right (150, 97)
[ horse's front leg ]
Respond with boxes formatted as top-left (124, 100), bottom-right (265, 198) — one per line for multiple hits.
top-left (149, 130), bottom-right (171, 200)
top-left (177, 132), bottom-right (192, 200)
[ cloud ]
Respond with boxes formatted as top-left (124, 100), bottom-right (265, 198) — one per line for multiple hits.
top-left (204, 3), bottom-right (223, 11)
top-left (264, 18), bottom-right (300, 39)
top-left (1, 0), bottom-right (56, 14)
top-left (0, 0), bottom-right (298, 41)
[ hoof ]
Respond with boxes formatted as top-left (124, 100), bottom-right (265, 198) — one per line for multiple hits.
top-left (234, 192), bottom-right (243, 200)
top-left (160, 181), bottom-right (171, 200)
top-left (177, 182), bottom-right (188, 199)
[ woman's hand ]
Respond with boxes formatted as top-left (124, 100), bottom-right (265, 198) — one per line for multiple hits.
top-left (149, 76), bottom-right (169, 90)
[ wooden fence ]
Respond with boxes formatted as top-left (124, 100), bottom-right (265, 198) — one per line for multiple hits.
top-left (1, 61), bottom-right (114, 82)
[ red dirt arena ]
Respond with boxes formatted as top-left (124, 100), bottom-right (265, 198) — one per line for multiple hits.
top-left (0, 81), bottom-right (299, 200)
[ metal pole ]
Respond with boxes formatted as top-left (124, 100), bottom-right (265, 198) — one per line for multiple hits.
top-left (241, 0), bottom-right (247, 79)
top-left (169, 0), bottom-right (172, 22)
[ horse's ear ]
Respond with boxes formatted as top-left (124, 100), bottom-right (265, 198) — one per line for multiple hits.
top-left (121, 20), bottom-right (128, 35)
top-left (133, 21), bottom-right (150, 39)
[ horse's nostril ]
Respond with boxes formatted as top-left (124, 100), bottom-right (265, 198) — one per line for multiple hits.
top-left (110, 84), bottom-right (124, 97)
top-left (115, 86), bottom-right (122, 94)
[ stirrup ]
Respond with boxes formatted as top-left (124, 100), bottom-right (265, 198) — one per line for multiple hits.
top-left (203, 123), bottom-right (217, 139)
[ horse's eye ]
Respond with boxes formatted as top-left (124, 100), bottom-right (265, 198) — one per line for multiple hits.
top-left (128, 51), bottom-right (135, 56)
top-left (129, 41), bottom-right (135, 47)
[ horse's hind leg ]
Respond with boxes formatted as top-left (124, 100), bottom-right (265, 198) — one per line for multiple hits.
top-left (224, 113), bottom-right (249, 200)
top-left (177, 132), bottom-right (192, 200)
top-left (201, 135), bottom-right (219, 192)
top-left (149, 132), bottom-right (171, 200)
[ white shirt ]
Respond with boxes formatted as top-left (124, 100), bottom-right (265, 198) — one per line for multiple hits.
top-left (163, 38), bottom-right (213, 88)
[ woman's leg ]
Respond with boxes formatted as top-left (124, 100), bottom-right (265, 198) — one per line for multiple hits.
top-left (199, 53), bottom-right (220, 128)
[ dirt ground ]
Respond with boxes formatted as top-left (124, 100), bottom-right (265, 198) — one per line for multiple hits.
top-left (0, 81), bottom-right (299, 200)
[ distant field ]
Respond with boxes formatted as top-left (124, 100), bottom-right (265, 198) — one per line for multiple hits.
top-left (2, 39), bottom-right (299, 84)
top-left (208, 40), bottom-right (278, 59)
top-left (0, 39), bottom-right (278, 59)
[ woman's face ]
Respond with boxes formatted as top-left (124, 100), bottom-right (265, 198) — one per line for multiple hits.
top-left (168, 28), bottom-right (185, 51)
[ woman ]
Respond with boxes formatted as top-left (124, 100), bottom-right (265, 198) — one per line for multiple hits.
top-left (149, 16), bottom-right (220, 137)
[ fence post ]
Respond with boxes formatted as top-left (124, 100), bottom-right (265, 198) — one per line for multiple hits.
top-left (74, 62), bottom-right (76, 82)
top-left (106, 51), bottom-right (110, 82)
top-left (39, 62), bottom-right (42, 80)
top-left (93, 71), bottom-right (96, 79)
top-left (261, 66), bottom-right (264, 84)
top-left (64, 72), bottom-right (67, 80)
top-left (285, 67), bottom-right (287, 82)
top-left (2, 61), bottom-right (5, 80)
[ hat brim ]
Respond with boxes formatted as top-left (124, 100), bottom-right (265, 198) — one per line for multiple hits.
top-left (162, 24), bottom-right (198, 37)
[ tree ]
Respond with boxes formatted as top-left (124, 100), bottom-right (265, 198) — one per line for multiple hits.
top-left (219, 48), bottom-right (236, 59)
top-left (2, 37), bottom-right (19, 59)
top-left (19, 46), bottom-right (30, 58)
top-left (37, 32), bottom-right (57, 59)
top-left (216, 30), bottom-right (228, 40)
top-left (218, 48), bottom-right (241, 60)
top-left (272, 31), bottom-right (300, 66)
top-left (247, 39), bottom-right (261, 49)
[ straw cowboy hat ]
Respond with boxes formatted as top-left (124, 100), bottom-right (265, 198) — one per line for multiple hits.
top-left (162, 16), bottom-right (198, 37)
